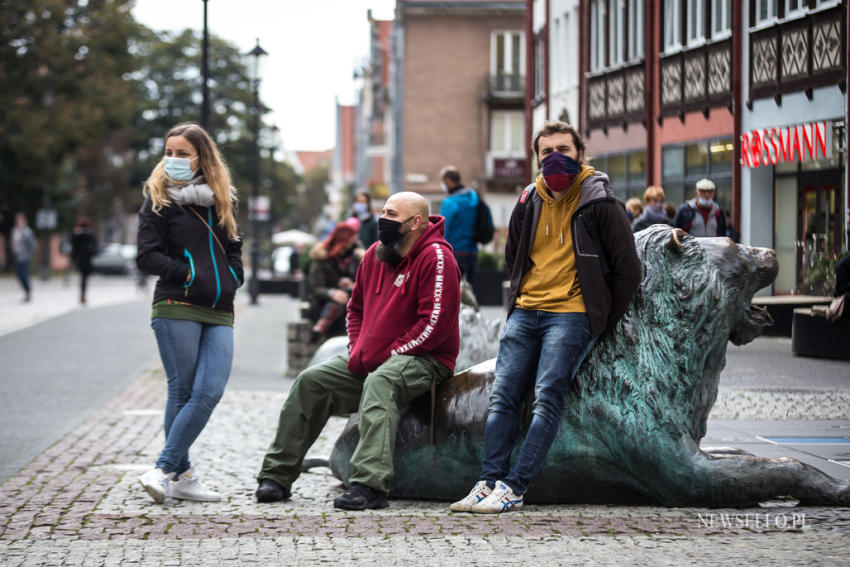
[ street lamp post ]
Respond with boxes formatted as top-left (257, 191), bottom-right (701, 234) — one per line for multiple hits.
top-left (247, 39), bottom-right (267, 306)
top-left (201, 0), bottom-right (210, 131)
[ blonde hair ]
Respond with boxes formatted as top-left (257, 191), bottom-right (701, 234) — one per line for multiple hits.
top-left (143, 122), bottom-right (239, 241)
top-left (643, 185), bottom-right (665, 203)
top-left (626, 198), bottom-right (644, 216)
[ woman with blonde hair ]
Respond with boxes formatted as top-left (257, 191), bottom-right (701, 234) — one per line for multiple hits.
top-left (136, 122), bottom-right (243, 504)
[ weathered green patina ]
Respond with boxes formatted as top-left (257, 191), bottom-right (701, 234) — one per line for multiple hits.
top-left (328, 226), bottom-right (850, 506)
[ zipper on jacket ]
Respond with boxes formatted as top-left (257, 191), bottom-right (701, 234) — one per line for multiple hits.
top-left (229, 266), bottom-right (239, 283)
top-left (183, 249), bottom-right (196, 296)
top-left (208, 208), bottom-right (222, 308)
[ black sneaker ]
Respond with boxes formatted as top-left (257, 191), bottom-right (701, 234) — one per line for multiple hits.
top-left (333, 483), bottom-right (388, 510)
top-left (255, 479), bottom-right (291, 503)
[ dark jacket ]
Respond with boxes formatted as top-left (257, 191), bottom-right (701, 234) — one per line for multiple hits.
top-left (307, 241), bottom-right (359, 319)
top-left (631, 204), bottom-right (671, 233)
top-left (71, 230), bottom-right (98, 275)
top-left (136, 198), bottom-right (243, 312)
top-left (347, 216), bottom-right (462, 375)
top-left (506, 174), bottom-right (641, 337)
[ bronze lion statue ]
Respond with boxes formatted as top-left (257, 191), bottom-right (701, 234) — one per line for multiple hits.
top-left (325, 225), bottom-right (850, 506)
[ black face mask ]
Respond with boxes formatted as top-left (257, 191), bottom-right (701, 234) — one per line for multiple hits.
top-left (378, 215), bottom-right (414, 246)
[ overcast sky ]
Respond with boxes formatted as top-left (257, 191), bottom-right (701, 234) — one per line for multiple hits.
top-left (132, 0), bottom-right (395, 151)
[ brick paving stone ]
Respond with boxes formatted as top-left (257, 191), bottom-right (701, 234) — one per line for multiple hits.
top-left (1, 352), bottom-right (850, 564)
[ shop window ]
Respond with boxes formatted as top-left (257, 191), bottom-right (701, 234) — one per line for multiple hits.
top-left (662, 138), bottom-right (733, 211)
top-left (709, 141), bottom-right (734, 175)
top-left (608, 155), bottom-right (627, 185)
top-left (686, 143), bottom-right (709, 176)
top-left (590, 150), bottom-right (646, 200)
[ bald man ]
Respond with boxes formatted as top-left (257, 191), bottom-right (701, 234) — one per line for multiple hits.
top-left (257, 192), bottom-right (462, 510)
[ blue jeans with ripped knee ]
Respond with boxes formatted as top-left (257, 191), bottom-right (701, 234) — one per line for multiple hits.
top-left (151, 317), bottom-right (233, 476)
top-left (480, 309), bottom-right (595, 495)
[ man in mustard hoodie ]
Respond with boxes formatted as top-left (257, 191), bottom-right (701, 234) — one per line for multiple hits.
top-left (452, 120), bottom-right (641, 513)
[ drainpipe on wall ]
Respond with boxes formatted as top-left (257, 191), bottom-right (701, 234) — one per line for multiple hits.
top-left (525, 0), bottom-right (534, 183)
top-left (390, 16), bottom-right (405, 194)
top-left (732, 0), bottom-right (743, 235)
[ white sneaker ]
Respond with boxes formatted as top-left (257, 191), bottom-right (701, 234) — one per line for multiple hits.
top-left (170, 468), bottom-right (221, 502)
top-left (469, 480), bottom-right (523, 514)
top-left (138, 468), bottom-right (173, 504)
top-left (449, 480), bottom-right (493, 512)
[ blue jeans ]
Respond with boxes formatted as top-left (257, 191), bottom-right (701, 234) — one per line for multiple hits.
top-left (15, 261), bottom-right (31, 294)
top-left (480, 309), bottom-right (595, 495)
top-left (151, 317), bottom-right (233, 475)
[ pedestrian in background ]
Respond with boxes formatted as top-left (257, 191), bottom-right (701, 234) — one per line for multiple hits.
top-left (439, 166), bottom-right (480, 292)
top-left (350, 190), bottom-right (378, 249)
top-left (663, 202), bottom-right (677, 225)
top-left (70, 217), bottom-right (98, 305)
top-left (631, 186), bottom-right (671, 233)
top-left (307, 219), bottom-right (361, 342)
top-left (11, 212), bottom-right (36, 303)
top-left (674, 178), bottom-right (727, 238)
top-left (136, 122), bottom-right (243, 504)
top-left (256, 192), bottom-right (461, 511)
top-left (625, 198), bottom-right (643, 222)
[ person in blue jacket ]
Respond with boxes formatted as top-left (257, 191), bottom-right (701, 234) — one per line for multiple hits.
top-left (136, 122), bottom-right (243, 504)
top-left (439, 165), bottom-right (480, 292)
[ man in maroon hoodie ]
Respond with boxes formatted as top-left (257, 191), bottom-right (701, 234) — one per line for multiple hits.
top-left (256, 192), bottom-right (462, 510)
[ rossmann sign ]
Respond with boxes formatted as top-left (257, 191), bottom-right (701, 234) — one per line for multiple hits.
top-left (740, 121), bottom-right (831, 168)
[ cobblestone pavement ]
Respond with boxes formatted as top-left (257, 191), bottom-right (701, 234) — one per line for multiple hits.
top-left (2, 365), bottom-right (849, 565)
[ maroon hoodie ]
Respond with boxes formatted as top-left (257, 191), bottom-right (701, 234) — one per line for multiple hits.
top-left (346, 215), bottom-right (462, 376)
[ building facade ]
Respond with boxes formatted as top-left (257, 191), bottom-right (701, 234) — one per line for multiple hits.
top-left (529, 0), bottom-right (846, 294)
top-left (389, 0), bottom-right (527, 232)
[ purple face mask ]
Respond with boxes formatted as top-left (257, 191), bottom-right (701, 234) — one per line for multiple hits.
top-left (542, 152), bottom-right (580, 192)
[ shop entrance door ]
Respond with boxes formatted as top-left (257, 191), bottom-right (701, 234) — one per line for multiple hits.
top-left (798, 170), bottom-right (841, 293)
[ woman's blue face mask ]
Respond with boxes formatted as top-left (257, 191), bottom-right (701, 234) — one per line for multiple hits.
top-left (164, 156), bottom-right (198, 181)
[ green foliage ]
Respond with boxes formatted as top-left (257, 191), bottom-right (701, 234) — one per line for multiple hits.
top-left (0, 0), bottom-right (299, 242)
top-left (803, 249), bottom-right (849, 296)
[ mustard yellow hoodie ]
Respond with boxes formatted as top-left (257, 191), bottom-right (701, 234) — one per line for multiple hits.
top-left (516, 165), bottom-right (595, 312)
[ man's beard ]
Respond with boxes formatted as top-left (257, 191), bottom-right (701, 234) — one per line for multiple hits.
top-left (376, 241), bottom-right (403, 267)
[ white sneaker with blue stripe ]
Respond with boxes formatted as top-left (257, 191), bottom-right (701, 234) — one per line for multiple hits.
top-left (449, 480), bottom-right (493, 512)
top-left (469, 480), bottom-right (523, 514)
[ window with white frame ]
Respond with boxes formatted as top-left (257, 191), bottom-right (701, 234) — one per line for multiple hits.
top-left (490, 111), bottom-right (524, 154)
top-left (628, 0), bottom-right (644, 60)
top-left (609, 0), bottom-right (625, 66)
top-left (492, 30), bottom-right (525, 83)
top-left (664, 0), bottom-right (682, 52)
top-left (553, 17), bottom-right (561, 90)
top-left (755, 0), bottom-right (777, 25)
top-left (711, 0), bottom-right (731, 36)
top-left (687, 0), bottom-right (705, 44)
top-left (590, 0), bottom-right (607, 71)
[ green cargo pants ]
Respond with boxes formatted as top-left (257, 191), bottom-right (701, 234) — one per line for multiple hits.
top-left (258, 354), bottom-right (451, 494)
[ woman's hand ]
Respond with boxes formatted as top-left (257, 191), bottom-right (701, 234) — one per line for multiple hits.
top-left (329, 289), bottom-right (349, 304)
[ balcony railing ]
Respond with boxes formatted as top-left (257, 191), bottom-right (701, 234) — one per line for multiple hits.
top-left (586, 60), bottom-right (645, 129)
top-left (749, 3), bottom-right (845, 104)
top-left (660, 38), bottom-right (732, 118)
top-left (486, 73), bottom-right (525, 101)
